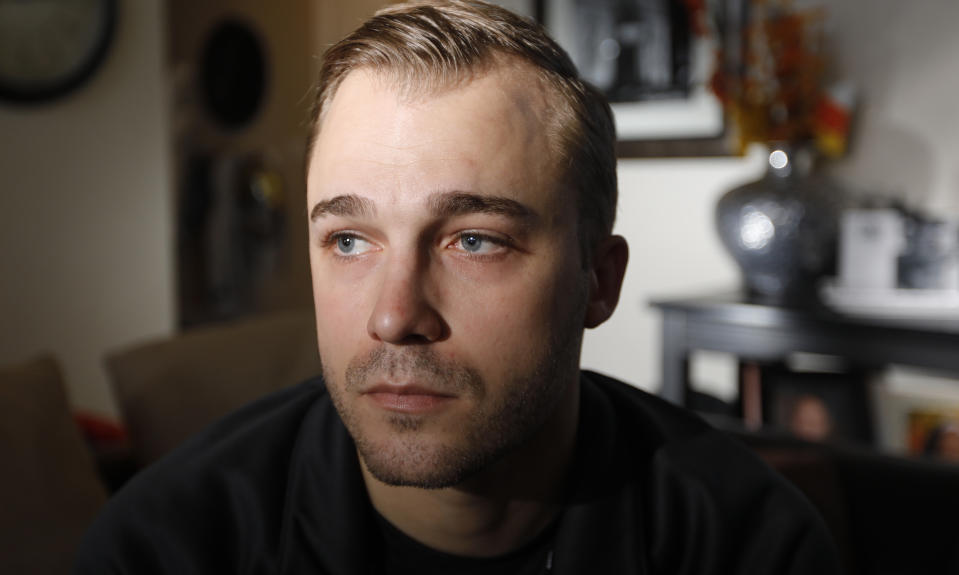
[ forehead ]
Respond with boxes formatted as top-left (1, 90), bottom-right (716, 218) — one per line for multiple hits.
top-left (307, 63), bottom-right (566, 212)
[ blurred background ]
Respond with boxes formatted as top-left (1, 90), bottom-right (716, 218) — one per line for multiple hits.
top-left (3, 0), bottom-right (959, 572)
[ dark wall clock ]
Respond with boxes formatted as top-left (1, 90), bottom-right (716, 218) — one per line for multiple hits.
top-left (0, 0), bottom-right (117, 104)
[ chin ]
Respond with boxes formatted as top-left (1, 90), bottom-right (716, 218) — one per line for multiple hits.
top-left (324, 332), bottom-right (583, 489)
top-left (357, 435), bottom-right (491, 489)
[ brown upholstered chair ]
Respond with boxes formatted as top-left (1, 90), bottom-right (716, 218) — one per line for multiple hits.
top-left (0, 355), bottom-right (107, 575)
top-left (106, 310), bottom-right (322, 466)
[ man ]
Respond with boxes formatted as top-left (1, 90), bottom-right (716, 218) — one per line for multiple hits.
top-left (77, 1), bottom-right (840, 573)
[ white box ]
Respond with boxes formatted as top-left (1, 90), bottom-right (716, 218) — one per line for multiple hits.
top-left (838, 209), bottom-right (905, 290)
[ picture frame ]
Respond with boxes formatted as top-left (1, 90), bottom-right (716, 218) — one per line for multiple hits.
top-left (906, 408), bottom-right (959, 458)
top-left (758, 363), bottom-right (874, 446)
top-left (507, 0), bottom-right (745, 157)
top-left (872, 373), bottom-right (959, 461)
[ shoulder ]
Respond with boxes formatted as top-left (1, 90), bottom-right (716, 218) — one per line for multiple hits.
top-left (581, 369), bottom-right (711, 439)
top-left (580, 370), bottom-right (841, 574)
top-left (75, 378), bottom-right (334, 574)
top-left (578, 369), bottom-right (717, 467)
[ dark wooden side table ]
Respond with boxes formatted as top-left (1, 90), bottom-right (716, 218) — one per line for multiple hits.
top-left (650, 292), bottom-right (959, 406)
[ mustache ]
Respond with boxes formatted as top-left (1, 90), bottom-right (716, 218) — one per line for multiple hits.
top-left (344, 346), bottom-right (482, 395)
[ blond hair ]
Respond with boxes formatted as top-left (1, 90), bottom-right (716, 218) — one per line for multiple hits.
top-left (308, 0), bottom-right (617, 260)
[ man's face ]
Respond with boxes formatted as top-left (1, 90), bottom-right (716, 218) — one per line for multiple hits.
top-left (306, 64), bottom-right (589, 488)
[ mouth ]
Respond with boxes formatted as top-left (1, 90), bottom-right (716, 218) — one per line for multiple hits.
top-left (362, 384), bottom-right (456, 414)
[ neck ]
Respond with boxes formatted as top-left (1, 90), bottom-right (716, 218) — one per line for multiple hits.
top-left (361, 378), bottom-right (580, 558)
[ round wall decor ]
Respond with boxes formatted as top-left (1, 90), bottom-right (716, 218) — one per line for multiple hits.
top-left (200, 18), bottom-right (267, 130)
top-left (0, 0), bottom-right (117, 104)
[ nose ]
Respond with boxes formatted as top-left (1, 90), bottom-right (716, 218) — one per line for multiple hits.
top-left (367, 253), bottom-right (445, 344)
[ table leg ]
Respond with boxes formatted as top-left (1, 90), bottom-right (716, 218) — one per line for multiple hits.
top-left (660, 310), bottom-right (690, 405)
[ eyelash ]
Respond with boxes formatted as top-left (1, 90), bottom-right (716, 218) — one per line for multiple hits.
top-left (319, 230), bottom-right (346, 248)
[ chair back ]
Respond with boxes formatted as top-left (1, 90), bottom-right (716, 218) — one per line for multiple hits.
top-left (0, 355), bottom-right (107, 575)
top-left (107, 310), bottom-right (322, 465)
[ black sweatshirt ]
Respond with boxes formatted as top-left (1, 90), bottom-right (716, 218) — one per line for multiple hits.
top-left (75, 371), bottom-right (841, 574)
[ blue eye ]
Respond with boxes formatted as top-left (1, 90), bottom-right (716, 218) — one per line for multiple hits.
top-left (329, 233), bottom-right (373, 256)
top-left (460, 233), bottom-right (484, 253)
top-left (337, 235), bottom-right (356, 253)
top-left (455, 232), bottom-right (509, 257)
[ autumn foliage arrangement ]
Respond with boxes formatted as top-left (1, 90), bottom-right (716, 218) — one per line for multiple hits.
top-left (704, 0), bottom-right (854, 157)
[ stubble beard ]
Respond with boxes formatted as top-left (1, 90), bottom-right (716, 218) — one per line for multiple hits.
top-left (323, 311), bottom-right (584, 490)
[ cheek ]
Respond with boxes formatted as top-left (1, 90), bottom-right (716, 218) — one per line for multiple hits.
top-left (312, 280), bottom-right (372, 375)
top-left (445, 261), bottom-right (584, 361)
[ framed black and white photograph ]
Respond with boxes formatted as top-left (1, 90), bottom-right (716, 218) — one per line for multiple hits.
top-left (493, 0), bottom-right (745, 157)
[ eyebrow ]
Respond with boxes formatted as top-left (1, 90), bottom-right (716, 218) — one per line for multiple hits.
top-left (310, 194), bottom-right (377, 221)
top-left (309, 191), bottom-right (537, 223)
top-left (427, 191), bottom-right (537, 222)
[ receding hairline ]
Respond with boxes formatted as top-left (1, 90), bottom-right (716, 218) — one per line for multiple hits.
top-left (304, 0), bottom-right (618, 263)
top-left (309, 53), bottom-right (570, 158)
top-left (306, 59), bottom-right (577, 223)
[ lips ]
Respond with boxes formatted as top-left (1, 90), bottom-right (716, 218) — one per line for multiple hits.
top-left (362, 384), bottom-right (456, 414)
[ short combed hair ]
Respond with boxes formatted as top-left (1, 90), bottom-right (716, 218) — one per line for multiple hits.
top-left (307, 0), bottom-right (617, 260)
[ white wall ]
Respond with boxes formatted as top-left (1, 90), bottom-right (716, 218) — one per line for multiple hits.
top-left (0, 1), bottom-right (174, 417)
top-left (826, 0), bottom-right (959, 216)
top-left (580, 148), bottom-right (767, 393)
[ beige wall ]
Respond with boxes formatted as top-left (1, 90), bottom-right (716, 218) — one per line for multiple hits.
top-left (0, 0), bottom-right (175, 416)
top-left (826, 0), bottom-right (959, 216)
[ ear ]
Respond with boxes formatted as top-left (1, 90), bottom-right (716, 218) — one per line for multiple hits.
top-left (584, 234), bottom-right (629, 329)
